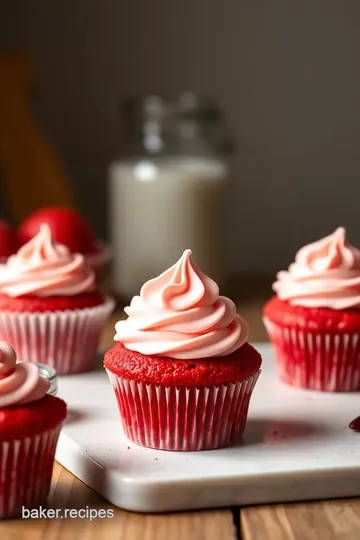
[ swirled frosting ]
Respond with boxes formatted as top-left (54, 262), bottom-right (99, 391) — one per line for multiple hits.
top-left (114, 249), bottom-right (249, 359)
top-left (0, 224), bottom-right (95, 297)
top-left (0, 342), bottom-right (50, 407)
top-left (273, 227), bottom-right (360, 309)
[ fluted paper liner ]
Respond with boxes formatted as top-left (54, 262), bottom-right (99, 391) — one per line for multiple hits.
top-left (0, 426), bottom-right (61, 519)
top-left (107, 370), bottom-right (260, 451)
top-left (0, 297), bottom-right (115, 374)
top-left (264, 317), bottom-right (360, 391)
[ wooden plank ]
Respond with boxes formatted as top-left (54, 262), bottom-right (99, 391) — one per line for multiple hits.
top-left (99, 309), bottom-right (122, 350)
top-left (241, 499), bottom-right (360, 540)
top-left (0, 463), bottom-right (237, 540)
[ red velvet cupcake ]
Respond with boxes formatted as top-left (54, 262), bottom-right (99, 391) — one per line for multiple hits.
top-left (0, 224), bottom-right (114, 374)
top-left (263, 227), bottom-right (360, 391)
top-left (0, 342), bottom-right (67, 519)
top-left (104, 249), bottom-right (261, 451)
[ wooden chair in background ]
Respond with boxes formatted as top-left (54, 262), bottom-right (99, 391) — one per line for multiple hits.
top-left (0, 51), bottom-right (74, 224)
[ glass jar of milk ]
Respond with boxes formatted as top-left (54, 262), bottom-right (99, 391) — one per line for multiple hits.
top-left (109, 92), bottom-right (233, 299)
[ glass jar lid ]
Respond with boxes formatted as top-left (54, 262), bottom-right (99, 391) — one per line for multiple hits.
top-left (35, 363), bottom-right (58, 397)
top-left (120, 92), bottom-right (234, 157)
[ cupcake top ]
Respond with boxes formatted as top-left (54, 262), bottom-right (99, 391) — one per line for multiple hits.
top-left (114, 249), bottom-right (249, 359)
top-left (0, 341), bottom-right (50, 407)
top-left (0, 224), bottom-right (95, 297)
top-left (273, 227), bottom-right (360, 309)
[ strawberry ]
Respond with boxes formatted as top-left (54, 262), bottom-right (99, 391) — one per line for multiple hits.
top-left (19, 207), bottom-right (98, 254)
top-left (0, 220), bottom-right (20, 258)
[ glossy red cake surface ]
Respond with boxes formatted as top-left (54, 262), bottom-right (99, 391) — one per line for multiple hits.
top-left (0, 291), bottom-right (105, 313)
top-left (264, 296), bottom-right (360, 333)
top-left (0, 394), bottom-right (67, 441)
top-left (104, 342), bottom-right (262, 386)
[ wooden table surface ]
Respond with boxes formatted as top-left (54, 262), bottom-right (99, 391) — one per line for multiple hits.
top-left (1, 279), bottom-right (360, 539)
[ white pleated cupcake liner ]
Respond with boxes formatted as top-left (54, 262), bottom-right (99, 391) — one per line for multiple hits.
top-left (106, 370), bottom-right (260, 451)
top-left (264, 317), bottom-right (360, 391)
top-left (0, 297), bottom-right (115, 374)
top-left (0, 426), bottom-right (61, 519)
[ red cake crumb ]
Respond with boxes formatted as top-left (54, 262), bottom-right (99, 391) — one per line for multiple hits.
top-left (0, 394), bottom-right (67, 441)
top-left (349, 417), bottom-right (360, 431)
top-left (264, 296), bottom-right (360, 334)
top-left (104, 342), bottom-right (261, 386)
top-left (0, 291), bottom-right (105, 313)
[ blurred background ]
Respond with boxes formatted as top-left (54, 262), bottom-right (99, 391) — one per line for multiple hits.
top-left (1, 1), bottom-right (360, 293)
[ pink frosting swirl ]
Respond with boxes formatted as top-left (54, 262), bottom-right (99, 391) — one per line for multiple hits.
top-left (0, 224), bottom-right (95, 297)
top-left (273, 227), bottom-right (360, 309)
top-left (114, 249), bottom-right (249, 359)
top-left (0, 342), bottom-right (50, 407)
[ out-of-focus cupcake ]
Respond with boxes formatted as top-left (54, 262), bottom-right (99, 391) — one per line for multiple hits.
top-left (0, 220), bottom-right (19, 264)
top-left (263, 227), bottom-right (360, 392)
top-left (85, 241), bottom-right (112, 282)
top-left (18, 207), bottom-right (112, 282)
top-left (0, 342), bottom-right (67, 519)
top-left (0, 224), bottom-right (114, 374)
top-left (104, 249), bottom-right (261, 451)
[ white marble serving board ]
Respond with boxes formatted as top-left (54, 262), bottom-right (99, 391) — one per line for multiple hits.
top-left (55, 344), bottom-right (360, 513)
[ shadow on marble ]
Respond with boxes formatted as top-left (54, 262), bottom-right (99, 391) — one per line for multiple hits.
top-left (243, 417), bottom-right (329, 446)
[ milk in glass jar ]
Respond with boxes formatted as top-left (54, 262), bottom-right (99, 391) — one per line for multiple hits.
top-left (108, 93), bottom-right (233, 299)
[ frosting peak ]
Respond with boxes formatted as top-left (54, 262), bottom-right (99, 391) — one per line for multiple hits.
top-left (274, 227), bottom-right (360, 309)
top-left (114, 250), bottom-right (249, 359)
top-left (140, 249), bottom-right (219, 311)
top-left (295, 227), bottom-right (360, 271)
top-left (0, 224), bottom-right (95, 297)
top-left (0, 342), bottom-right (50, 407)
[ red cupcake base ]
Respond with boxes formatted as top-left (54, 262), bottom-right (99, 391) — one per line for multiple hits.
top-left (106, 370), bottom-right (260, 451)
top-left (0, 291), bottom-right (105, 313)
top-left (264, 317), bottom-right (360, 391)
top-left (104, 342), bottom-right (262, 386)
top-left (0, 426), bottom-right (61, 519)
top-left (0, 395), bottom-right (66, 519)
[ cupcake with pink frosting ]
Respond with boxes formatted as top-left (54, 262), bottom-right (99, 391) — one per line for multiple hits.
top-left (104, 249), bottom-right (261, 451)
top-left (264, 227), bottom-right (360, 391)
top-left (0, 224), bottom-right (114, 374)
top-left (0, 341), bottom-right (67, 519)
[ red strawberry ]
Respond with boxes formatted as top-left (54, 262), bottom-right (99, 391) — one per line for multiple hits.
top-left (0, 220), bottom-right (20, 258)
top-left (19, 207), bottom-right (98, 254)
